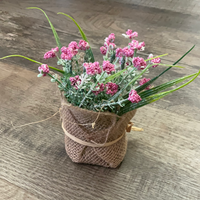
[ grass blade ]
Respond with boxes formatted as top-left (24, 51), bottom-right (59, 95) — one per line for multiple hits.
top-left (27, 7), bottom-right (62, 51)
top-left (144, 53), bottom-right (168, 62)
top-left (57, 12), bottom-right (95, 62)
top-left (109, 64), bottom-right (152, 101)
top-left (119, 70), bottom-right (200, 115)
top-left (0, 55), bottom-right (64, 73)
top-left (136, 45), bottom-right (195, 93)
top-left (139, 72), bottom-right (197, 98)
top-left (104, 68), bottom-right (128, 83)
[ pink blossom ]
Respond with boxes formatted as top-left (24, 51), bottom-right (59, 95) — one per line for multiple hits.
top-left (129, 40), bottom-right (139, 50)
top-left (44, 51), bottom-right (56, 59)
top-left (38, 64), bottom-right (49, 77)
top-left (105, 82), bottom-right (119, 96)
top-left (123, 29), bottom-right (138, 39)
top-left (102, 61), bottom-right (115, 74)
top-left (100, 46), bottom-right (107, 55)
top-left (69, 75), bottom-right (81, 89)
top-left (68, 41), bottom-right (79, 56)
top-left (52, 47), bottom-right (59, 52)
top-left (132, 57), bottom-right (147, 70)
top-left (139, 78), bottom-right (151, 90)
top-left (83, 62), bottom-right (102, 75)
top-left (148, 54), bottom-right (161, 68)
top-left (137, 42), bottom-right (145, 51)
top-left (44, 47), bottom-right (59, 59)
top-left (92, 83), bottom-right (105, 95)
top-left (105, 33), bottom-right (115, 44)
top-left (78, 40), bottom-right (90, 51)
top-left (116, 48), bottom-right (123, 58)
top-left (61, 52), bottom-right (73, 61)
top-left (68, 41), bottom-right (79, 50)
top-left (107, 42), bottom-right (116, 49)
top-left (61, 46), bottom-right (68, 54)
top-left (122, 47), bottom-right (134, 58)
top-left (128, 90), bottom-right (142, 103)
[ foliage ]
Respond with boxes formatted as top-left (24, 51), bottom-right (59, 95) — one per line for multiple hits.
top-left (0, 8), bottom-right (199, 116)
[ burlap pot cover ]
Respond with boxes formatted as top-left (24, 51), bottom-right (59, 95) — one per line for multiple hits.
top-left (60, 99), bottom-right (137, 168)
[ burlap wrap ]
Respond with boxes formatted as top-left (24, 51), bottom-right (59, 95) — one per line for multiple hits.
top-left (60, 98), bottom-right (136, 168)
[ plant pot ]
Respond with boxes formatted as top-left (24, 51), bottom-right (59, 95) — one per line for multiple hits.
top-left (60, 98), bottom-right (136, 168)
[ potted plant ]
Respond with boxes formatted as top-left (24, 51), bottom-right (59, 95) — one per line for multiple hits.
top-left (1, 7), bottom-right (199, 168)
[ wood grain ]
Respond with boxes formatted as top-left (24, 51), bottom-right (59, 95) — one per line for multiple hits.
top-left (0, 178), bottom-right (40, 200)
top-left (0, 0), bottom-right (200, 200)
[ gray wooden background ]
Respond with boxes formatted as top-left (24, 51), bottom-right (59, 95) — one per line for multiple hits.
top-left (0, 0), bottom-right (200, 199)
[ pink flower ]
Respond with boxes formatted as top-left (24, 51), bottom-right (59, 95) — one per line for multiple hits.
top-left (128, 90), bottom-right (142, 103)
top-left (107, 43), bottom-right (116, 49)
top-left (123, 29), bottom-right (138, 39)
top-left (61, 52), bottom-right (73, 61)
top-left (38, 64), bottom-right (49, 77)
top-left (105, 33), bottom-right (115, 44)
top-left (129, 40), bottom-right (139, 50)
top-left (116, 48), bottom-right (123, 58)
top-left (100, 46), bottom-right (107, 55)
top-left (122, 47), bottom-right (134, 58)
top-left (52, 47), bottom-right (59, 52)
top-left (61, 46), bottom-right (68, 54)
top-left (69, 75), bottom-right (81, 89)
top-left (105, 82), bottom-right (119, 96)
top-left (68, 41), bottom-right (79, 50)
top-left (83, 62), bottom-right (102, 75)
top-left (68, 41), bottom-right (79, 56)
top-left (44, 47), bottom-right (59, 59)
top-left (44, 51), bottom-right (56, 59)
top-left (132, 57), bottom-right (147, 70)
top-left (102, 61), bottom-right (115, 74)
top-left (78, 40), bottom-right (90, 51)
top-left (104, 33), bottom-right (116, 49)
top-left (92, 83), bottom-right (105, 95)
top-left (148, 54), bottom-right (161, 68)
top-left (137, 42), bottom-right (145, 51)
top-left (139, 78), bottom-right (151, 90)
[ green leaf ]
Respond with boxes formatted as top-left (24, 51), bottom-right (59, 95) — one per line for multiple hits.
top-left (136, 45), bottom-right (195, 93)
top-left (57, 12), bottom-right (95, 62)
top-left (27, 7), bottom-right (62, 52)
top-left (0, 55), bottom-right (64, 73)
top-left (104, 68), bottom-right (128, 83)
top-left (139, 72), bottom-right (197, 98)
top-left (118, 70), bottom-right (200, 116)
top-left (109, 64), bottom-right (152, 101)
top-left (144, 53), bottom-right (168, 62)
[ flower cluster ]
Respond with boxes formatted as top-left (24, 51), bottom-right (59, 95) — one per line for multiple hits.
top-left (38, 28), bottom-right (165, 114)
top-left (122, 29), bottom-right (138, 39)
top-left (69, 75), bottom-right (81, 89)
top-left (148, 54), bottom-right (161, 68)
top-left (105, 82), bottom-right (118, 96)
top-left (1, 8), bottom-right (197, 118)
top-left (102, 61), bottom-right (115, 74)
top-left (128, 90), bottom-right (142, 103)
top-left (83, 62), bottom-right (102, 75)
top-left (132, 57), bottom-right (147, 70)
top-left (44, 47), bottom-right (59, 59)
top-left (38, 64), bottom-right (49, 77)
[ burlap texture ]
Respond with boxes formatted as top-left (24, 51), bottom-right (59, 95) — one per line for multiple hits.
top-left (60, 99), bottom-right (136, 168)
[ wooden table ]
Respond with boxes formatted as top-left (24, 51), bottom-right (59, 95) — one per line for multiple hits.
top-left (0, 0), bottom-right (200, 199)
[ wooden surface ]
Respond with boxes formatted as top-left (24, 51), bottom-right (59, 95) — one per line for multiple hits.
top-left (0, 0), bottom-right (200, 199)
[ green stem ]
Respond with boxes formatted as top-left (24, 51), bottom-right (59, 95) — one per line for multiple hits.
top-left (95, 99), bottom-right (128, 109)
top-left (79, 72), bottom-right (105, 107)
top-left (0, 55), bottom-right (64, 74)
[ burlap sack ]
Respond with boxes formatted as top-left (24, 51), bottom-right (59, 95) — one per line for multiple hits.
top-left (60, 98), bottom-right (136, 168)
